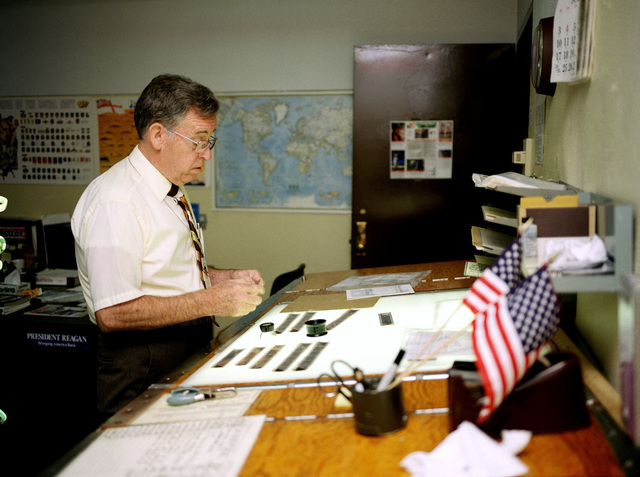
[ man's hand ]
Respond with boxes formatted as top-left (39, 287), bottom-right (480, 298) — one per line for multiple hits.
top-left (209, 268), bottom-right (264, 287)
top-left (204, 277), bottom-right (265, 317)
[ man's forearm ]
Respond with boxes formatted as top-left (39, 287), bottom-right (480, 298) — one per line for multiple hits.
top-left (96, 275), bottom-right (265, 333)
top-left (95, 292), bottom-right (214, 333)
top-left (207, 267), bottom-right (236, 285)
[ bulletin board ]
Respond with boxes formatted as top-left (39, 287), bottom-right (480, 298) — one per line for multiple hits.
top-left (0, 96), bottom-right (99, 184)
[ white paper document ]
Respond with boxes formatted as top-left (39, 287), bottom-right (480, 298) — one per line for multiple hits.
top-left (472, 172), bottom-right (568, 191)
top-left (346, 284), bottom-right (415, 300)
top-left (132, 389), bottom-right (262, 425)
top-left (327, 271), bottom-right (431, 291)
top-left (58, 415), bottom-right (266, 477)
top-left (404, 329), bottom-right (474, 360)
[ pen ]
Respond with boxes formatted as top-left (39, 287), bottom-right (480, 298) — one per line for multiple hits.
top-left (354, 367), bottom-right (366, 392)
top-left (376, 349), bottom-right (405, 391)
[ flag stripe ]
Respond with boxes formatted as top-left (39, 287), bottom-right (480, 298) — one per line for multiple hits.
top-left (471, 312), bottom-right (495, 418)
top-left (463, 268), bottom-right (510, 314)
top-left (496, 300), bottom-right (526, 382)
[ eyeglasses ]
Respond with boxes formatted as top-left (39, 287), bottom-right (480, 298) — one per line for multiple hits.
top-left (163, 125), bottom-right (217, 152)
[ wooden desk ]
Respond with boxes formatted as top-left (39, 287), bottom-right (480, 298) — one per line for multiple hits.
top-left (240, 379), bottom-right (622, 476)
top-left (98, 377), bottom-right (623, 476)
top-left (47, 261), bottom-right (625, 476)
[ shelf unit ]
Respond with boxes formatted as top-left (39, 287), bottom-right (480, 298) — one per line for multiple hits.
top-left (477, 184), bottom-right (633, 293)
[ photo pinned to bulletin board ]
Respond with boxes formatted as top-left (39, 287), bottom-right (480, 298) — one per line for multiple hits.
top-left (390, 120), bottom-right (453, 180)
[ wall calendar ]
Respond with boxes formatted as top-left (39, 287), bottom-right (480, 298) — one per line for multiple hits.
top-left (551, 0), bottom-right (596, 84)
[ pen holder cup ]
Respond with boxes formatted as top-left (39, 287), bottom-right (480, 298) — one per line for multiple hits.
top-left (351, 378), bottom-right (407, 436)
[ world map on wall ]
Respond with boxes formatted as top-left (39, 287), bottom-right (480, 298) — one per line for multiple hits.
top-left (214, 94), bottom-right (352, 210)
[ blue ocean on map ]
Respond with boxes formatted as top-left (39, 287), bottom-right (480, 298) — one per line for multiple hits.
top-left (214, 95), bottom-right (352, 210)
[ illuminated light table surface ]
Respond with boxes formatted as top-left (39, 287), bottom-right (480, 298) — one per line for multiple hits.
top-left (183, 288), bottom-right (475, 387)
top-left (49, 261), bottom-right (625, 476)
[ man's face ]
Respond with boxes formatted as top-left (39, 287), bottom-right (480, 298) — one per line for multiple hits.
top-left (161, 108), bottom-right (217, 185)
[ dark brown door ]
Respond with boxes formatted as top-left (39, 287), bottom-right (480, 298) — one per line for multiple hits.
top-left (352, 44), bottom-right (520, 269)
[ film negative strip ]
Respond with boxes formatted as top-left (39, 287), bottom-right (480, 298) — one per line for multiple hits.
top-left (251, 345), bottom-right (285, 369)
top-left (326, 309), bottom-right (358, 331)
top-left (378, 312), bottom-right (394, 326)
top-left (236, 347), bottom-right (266, 366)
top-left (213, 348), bottom-right (245, 368)
top-left (290, 311), bottom-right (317, 332)
top-left (274, 343), bottom-right (311, 372)
top-left (276, 313), bottom-right (300, 334)
top-left (294, 341), bottom-right (329, 371)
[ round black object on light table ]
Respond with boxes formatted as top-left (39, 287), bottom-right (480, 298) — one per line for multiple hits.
top-left (305, 319), bottom-right (327, 337)
top-left (260, 322), bottom-right (275, 333)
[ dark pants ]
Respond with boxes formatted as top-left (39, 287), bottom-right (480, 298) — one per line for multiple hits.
top-left (96, 318), bottom-right (213, 415)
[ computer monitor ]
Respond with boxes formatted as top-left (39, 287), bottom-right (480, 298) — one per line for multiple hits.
top-left (41, 213), bottom-right (77, 270)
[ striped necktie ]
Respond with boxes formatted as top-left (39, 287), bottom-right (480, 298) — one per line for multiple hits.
top-left (169, 184), bottom-right (218, 326)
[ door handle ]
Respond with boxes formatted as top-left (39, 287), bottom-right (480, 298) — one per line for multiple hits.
top-left (356, 221), bottom-right (367, 256)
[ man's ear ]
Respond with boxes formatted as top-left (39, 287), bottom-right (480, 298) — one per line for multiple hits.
top-left (146, 122), bottom-right (165, 151)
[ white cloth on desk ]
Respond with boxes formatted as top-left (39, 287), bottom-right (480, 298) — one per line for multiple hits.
top-left (401, 421), bottom-right (531, 477)
top-left (71, 146), bottom-right (202, 324)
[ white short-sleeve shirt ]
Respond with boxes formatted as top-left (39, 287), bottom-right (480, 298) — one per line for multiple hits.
top-left (71, 146), bottom-right (202, 324)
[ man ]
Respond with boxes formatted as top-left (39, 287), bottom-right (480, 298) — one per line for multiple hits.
top-left (72, 74), bottom-right (265, 415)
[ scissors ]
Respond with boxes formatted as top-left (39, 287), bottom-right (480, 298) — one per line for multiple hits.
top-left (317, 360), bottom-right (366, 401)
top-left (167, 387), bottom-right (237, 406)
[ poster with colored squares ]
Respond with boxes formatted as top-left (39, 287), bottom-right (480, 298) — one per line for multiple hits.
top-left (0, 95), bottom-right (98, 184)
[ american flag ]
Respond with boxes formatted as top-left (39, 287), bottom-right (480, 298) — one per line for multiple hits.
top-left (463, 237), bottom-right (522, 315)
top-left (472, 264), bottom-right (559, 421)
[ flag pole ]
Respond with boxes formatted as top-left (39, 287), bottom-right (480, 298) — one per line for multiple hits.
top-left (519, 216), bottom-right (534, 234)
top-left (399, 301), bottom-right (463, 376)
top-left (388, 318), bottom-right (474, 389)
